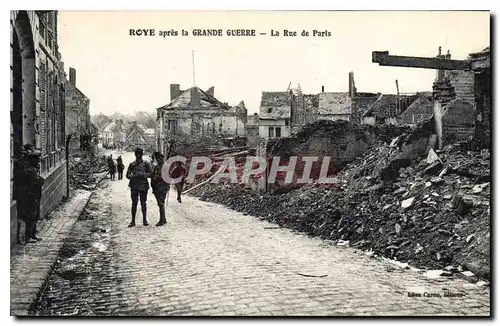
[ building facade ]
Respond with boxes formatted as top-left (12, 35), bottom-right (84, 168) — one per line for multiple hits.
top-left (258, 91), bottom-right (293, 139)
top-left (156, 85), bottom-right (247, 156)
top-left (125, 121), bottom-right (154, 151)
top-left (100, 119), bottom-right (126, 148)
top-left (258, 78), bottom-right (367, 140)
top-left (10, 10), bottom-right (67, 247)
top-left (65, 67), bottom-right (91, 151)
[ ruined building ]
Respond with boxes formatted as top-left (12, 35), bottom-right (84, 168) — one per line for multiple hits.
top-left (258, 73), bottom-right (380, 141)
top-left (100, 119), bottom-right (126, 148)
top-left (125, 121), bottom-right (154, 151)
top-left (432, 47), bottom-right (490, 145)
top-left (64, 67), bottom-right (91, 151)
top-left (371, 46), bottom-right (491, 148)
top-left (156, 84), bottom-right (247, 156)
top-left (362, 93), bottom-right (420, 125)
top-left (10, 11), bottom-right (67, 246)
top-left (246, 113), bottom-right (260, 148)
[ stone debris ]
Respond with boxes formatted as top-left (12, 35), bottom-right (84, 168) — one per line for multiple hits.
top-left (69, 152), bottom-right (109, 190)
top-left (192, 121), bottom-right (490, 278)
top-left (461, 271), bottom-right (475, 277)
top-left (401, 197), bottom-right (414, 209)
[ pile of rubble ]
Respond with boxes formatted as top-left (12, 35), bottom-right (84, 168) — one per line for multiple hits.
top-left (69, 153), bottom-right (109, 190)
top-left (193, 123), bottom-right (490, 278)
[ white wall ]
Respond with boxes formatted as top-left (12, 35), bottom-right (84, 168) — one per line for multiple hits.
top-left (258, 119), bottom-right (290, 138)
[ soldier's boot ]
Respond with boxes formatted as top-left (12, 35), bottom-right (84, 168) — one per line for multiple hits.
top-left (156, 205), bottom-right (167, 226)
top-left (142, 205), bottom-right (148, 226)
top-left (129, 205), bottom-right (137, 227)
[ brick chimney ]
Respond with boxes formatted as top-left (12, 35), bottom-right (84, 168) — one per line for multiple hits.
top-left (170, 84), bottom-right (181, 100)
top-left (69, 67), bottom-right (76, 86)
top-left (436, 46), bottom-right (446, 82)
top-left (190, 87), bottom-right (201, 109)
top-left (206, 86), bottom-right (215, 97)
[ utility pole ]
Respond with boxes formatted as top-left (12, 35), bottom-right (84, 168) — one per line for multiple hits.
top-left (192, 50), bottom-right (196, 87)
top-left (395, 79), bottom-right (400, 116)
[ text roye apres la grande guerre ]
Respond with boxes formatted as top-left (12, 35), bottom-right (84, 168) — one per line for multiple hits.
top-left (129, 28), bottom-right (332, 38)
top-left (161, 156), bottom-right (340, 185)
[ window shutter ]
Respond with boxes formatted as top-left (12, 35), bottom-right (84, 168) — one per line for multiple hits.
top-left (39, 62), bottom-right (46, 154)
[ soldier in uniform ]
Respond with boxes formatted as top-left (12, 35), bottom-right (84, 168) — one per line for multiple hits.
top-left (14, 145), bottom-right (44, 243)
top-left (109, 158), bottom-right (117, 181)
top-left (151, 152), bottom-right (169, 226)
top-left (170, 160), bottom-right (187, 203)
top-left (116, 155), bottom-right (125, 180)
top-left (126, 147), bottom-right (152, 227)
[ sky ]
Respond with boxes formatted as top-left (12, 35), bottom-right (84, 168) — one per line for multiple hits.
top-left (57, 11), bottom-right (490, 116)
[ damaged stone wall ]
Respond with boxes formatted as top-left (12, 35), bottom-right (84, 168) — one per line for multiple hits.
top-left (445, 70), bottom-right (475, 104)
top-left (442, 100), bottom-right (476, 144)
top-left (65, 68), bottom-right (91, 152)
top-left (474, 68), bottom-right (491, 149)
top-left (265, 120), bottom-right (375, 186)
top-left (246, 114), bottom-right (260, 148)
top-left (160, 108), bottom-right (246, 149)
top-left (352, 93), bottom-right (380, 122)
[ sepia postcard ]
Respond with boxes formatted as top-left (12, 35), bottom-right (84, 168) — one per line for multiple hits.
top-left (9, 10), bottom-right (491, 317)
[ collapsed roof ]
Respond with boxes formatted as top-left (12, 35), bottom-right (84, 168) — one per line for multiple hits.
top-left (259, 91), bottom-right (291, 120)
top-left (157, 86), bottom-right (230, 111)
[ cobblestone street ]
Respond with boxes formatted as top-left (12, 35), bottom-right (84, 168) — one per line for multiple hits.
top-left (33, 153), bottom-right (490, 316)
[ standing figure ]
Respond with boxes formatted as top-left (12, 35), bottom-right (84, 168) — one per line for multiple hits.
top-left (107, 155), bottom-right (114, 179)
top-left (14, 146), bottom-right (44, 243)
top-left (170, 161), bottom-right (187, 203)
top-left (109, 159), bottom-right (117, 181)
top-left (126, 147), bottom-right (152, 227)
top-left (116, 155), bottom-right (125, 180)
top-left (151, 152), bottom-right (169, 226)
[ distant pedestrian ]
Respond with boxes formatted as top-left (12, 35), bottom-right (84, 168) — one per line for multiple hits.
top-left (14, 145), bottom-right (44, 243)
top-left (126, 147), bottom-right (153, 227)
top-left (170, 161), bottom-right (187, 203)
top-left (151, 152), bottom-right (169, 226)
top-left (108, 156), bottom-right (117, 181)
top-left (116, 155), bottom-right (124, 180)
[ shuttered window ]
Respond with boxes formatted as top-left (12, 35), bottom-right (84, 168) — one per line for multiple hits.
top-left (39, 61), bottom-right (46, 154)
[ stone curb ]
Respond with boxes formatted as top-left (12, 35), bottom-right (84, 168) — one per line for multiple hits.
top-left (10, 190), bottom-right (94, 316)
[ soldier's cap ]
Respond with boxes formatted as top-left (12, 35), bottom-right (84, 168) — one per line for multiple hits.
top-left (134, 147), bottom-right (144, 154)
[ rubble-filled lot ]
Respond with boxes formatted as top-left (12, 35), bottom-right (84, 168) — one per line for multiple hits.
top-left (69, 151), bottom-right (109, 191)
top-left (190, 121), bottom-right (490, 281)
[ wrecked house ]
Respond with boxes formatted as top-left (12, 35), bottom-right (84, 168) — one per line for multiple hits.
top-left (362, 93), bottom-right (419, 125)
top-left (259, 73), bottom-right (383, 139)
top-left (399, 92), bottom-right (434, 125)
top-left (433, 48), bottom-right (490, 146)
top-left (125, 121), bottom-right (154, 151)
top-left (259, 91), bottom-right (293, 139)
top-left (350, 92), bottom-right (381, 122)
top-left (64, 67), bottom-right (91, 151)
top-left (372, 46), bottom-right (491, 149)
top-left (317, 91), bottom-right (352, 122)
top-left (100, 119), bottom-right (126, 148)
top-left (156, 84), bottom-right (247, 156)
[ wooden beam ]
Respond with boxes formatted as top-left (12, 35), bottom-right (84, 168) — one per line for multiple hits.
top-left (372, 51), bottom-right (471, 71)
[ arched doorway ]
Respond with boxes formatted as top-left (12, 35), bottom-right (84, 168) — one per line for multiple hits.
top-left (11, 11), bottom-right (36, 245)
top-left (12, 10), bottom-right (36, 156)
